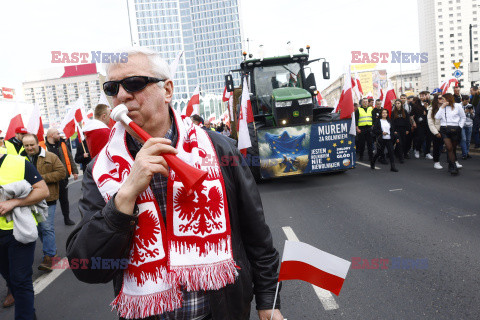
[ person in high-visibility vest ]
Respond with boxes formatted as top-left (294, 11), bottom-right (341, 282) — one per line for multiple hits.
top-left (0, 153), bottom-right (49, 318)
top-left (355, 98), bottom-right (374, 161)
top-left (4, 127), bottom-right (28, 155)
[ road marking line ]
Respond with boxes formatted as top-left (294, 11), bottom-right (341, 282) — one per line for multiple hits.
top-left (281, 226), bottom-right (339, 311)
top-left (33, 258), bottom-right (69, 295)
top-left (389, 188), bottom-right (403, 192)
top-left (456, 214), bottom-right (477, 218)
top-left (282, 226), bottom-right (299, 241)
top-left (356, 161), bottom-right (380, 170)
top-left (312, 285), bottom-right (340, 310)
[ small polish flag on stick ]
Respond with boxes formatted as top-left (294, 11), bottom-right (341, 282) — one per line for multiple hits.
top-left (278, 240), bottom-right (351, 295)
top-left (269, 240), bottom-right (350, 320)
top-left (222, 86), bottom-right (232, 102)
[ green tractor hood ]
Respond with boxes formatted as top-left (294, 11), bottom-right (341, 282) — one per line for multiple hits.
top-left (272, 87), bottom-right (311, 101)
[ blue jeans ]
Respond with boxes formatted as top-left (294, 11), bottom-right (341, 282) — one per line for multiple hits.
top-left (38, 204), bottom-right (57, 257)
top-left (460, 126), bottom-right (473, 156)
top-left (0, 233), bottom-right (36, 320)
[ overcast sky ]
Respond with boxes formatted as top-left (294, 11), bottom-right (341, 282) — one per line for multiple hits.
top-left (0, 0), bottom-right (420, 118)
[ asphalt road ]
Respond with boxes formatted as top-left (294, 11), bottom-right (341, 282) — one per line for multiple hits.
top-left (1, 154), bottom-right (479, 320)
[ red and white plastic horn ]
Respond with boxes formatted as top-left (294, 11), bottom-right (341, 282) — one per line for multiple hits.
top-left (111, 104), bottom-right (207, 193)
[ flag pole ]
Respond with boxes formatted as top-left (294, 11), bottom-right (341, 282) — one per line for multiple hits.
top-left (270, 282), bottom-right (280, 320)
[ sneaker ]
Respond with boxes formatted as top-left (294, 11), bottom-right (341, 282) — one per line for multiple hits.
top-left (425, 153), bottom-right (433, 160)
top-left (414, 151), bottom-right (420, 158)
top-left (467, 154), bottom-right (472, 159)
top-left (462, 155), bottom-right (467, 160)
top-left (455, 161), bottom-right (463, 168)
top-left (434, 162), bottom-right (443, 169)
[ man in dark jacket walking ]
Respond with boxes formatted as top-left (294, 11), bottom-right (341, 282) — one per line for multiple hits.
top-left (66, 48), bottom-right (283, 320)
top-left (22, 133), bottom-right (66, 271)
top-left (45, 128), bottom-right (78, 225)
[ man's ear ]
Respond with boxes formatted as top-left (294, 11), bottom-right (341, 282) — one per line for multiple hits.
top-left (163, 80), bottom-right (174, 103)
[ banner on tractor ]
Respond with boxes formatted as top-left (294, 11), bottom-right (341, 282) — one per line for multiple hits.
top-left (257, 119), bottom-right (356, 179)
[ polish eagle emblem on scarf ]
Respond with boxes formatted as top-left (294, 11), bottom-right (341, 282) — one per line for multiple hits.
top-left (174, 185), bottom-right (224, 236)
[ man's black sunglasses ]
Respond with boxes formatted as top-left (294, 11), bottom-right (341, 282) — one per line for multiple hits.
top-left (103, 76), bottom-right (166, 96)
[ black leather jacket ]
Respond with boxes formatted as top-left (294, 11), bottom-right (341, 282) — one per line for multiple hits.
top-left (66, 131), bottom-right (281, 320)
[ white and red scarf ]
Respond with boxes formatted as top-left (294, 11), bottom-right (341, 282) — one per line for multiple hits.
top-left (92, 109), bottom-right (237, 319)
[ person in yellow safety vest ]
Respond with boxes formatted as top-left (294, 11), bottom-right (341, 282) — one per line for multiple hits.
top-left (4, 127), bottom-right (28, 155)
top-left (0, 153), bottom-right (49, 319)
top-left (355, 98), bottom-right (374, 161)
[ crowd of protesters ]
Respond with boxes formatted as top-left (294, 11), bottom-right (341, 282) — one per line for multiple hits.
top-left (0, 82), bottom-right (478, 319)
top-left (354, 85), bottom-right (480, 175)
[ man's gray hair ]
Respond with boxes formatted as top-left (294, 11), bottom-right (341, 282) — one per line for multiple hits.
top-left (104, 47), bottom-right (171, 88)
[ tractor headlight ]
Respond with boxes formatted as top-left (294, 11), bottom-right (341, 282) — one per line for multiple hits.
top-left (298, 98), bottom-right (313, 105)
top-left (275, 101), bottom-right (292, 108)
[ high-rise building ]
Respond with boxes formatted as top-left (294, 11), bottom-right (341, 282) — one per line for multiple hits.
top-left (22, 64), bottom-right (102, 128)
top-left (418, 0), bottom-right (479, 91)
top-left (127, 0), bottom-right (243, 110)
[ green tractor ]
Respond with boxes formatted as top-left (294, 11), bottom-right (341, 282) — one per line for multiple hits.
top-left (226, 47), bottom-right (355, 180)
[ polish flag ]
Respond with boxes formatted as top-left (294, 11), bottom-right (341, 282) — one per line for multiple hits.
top-left (337, 70), bottom-right (354, 120)
top-left (2, 87), bottom-right (14, 99)
top-left (82, 118), bottom-right (110, 158)
top-left (60, 97), bottom-right (87, 138)
top-left (355, 75), bottom-right (363, 96)
top-left (222, 86), bottom-right (232, 102)
top-left (440, 78), bottom-right (459, 94)
top-left (183, 86), bottom-right (200, 117)
top-left (378, 87), bottom-right (384, 101)
top-left (221, 110), bottom-right (229, 124)
top-left (331, 98), bottom-right (339, 113)
top-left (316, 91), bottom-right (325, 106)
top-left (76, 121), bottom-right (85, 142)
top-left (237, 77), bottom-right (253, 156)
top-left (278, 240), bottom-right (351, 296)
top-left (5, 114), bottom-right (25, 140)
top-left (365, 92), bottom-right (373, 100)
top-left (26, 103), bottom-right (45, 142)
top-left (381, 84), bottom-right (397, 115)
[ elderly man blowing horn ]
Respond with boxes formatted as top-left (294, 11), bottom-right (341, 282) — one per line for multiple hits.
top-left (66, 47), bottom-right (284, 320)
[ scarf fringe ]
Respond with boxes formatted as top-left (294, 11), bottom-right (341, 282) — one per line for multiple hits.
top-left (172, 258), bottom-right (238, 291)
top-left (111, 287), bottom-right (182, 319)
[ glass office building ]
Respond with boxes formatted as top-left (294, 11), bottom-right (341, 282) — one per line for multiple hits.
top-left (128, 0), bottom-right (243, 108)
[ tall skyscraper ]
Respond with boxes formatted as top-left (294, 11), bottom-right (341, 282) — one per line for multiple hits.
top-left (418, 0), bottom-right (479, 91)
top-left (128, 0), bottom-right (243, 108)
